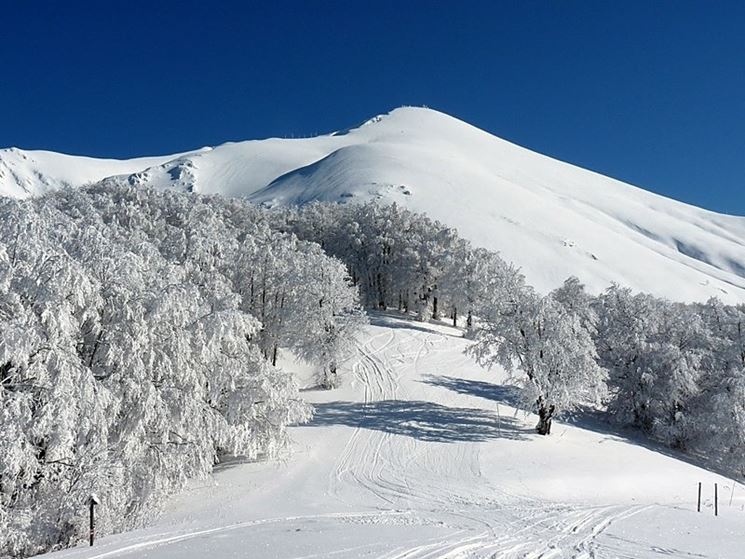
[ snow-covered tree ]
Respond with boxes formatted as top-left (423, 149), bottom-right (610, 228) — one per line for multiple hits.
top-left (593, 286), bottom-right (709, 448)
top-left (470, 279), bottom-right (607, 435)
top-left (691, 299), bottom-right (745, 470)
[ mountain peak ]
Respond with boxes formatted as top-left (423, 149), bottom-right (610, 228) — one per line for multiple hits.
top-left (334, 106), bottom-right (458, 136)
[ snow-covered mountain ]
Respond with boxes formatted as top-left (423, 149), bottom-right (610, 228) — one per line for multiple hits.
top-left (3, 107), bottom-right (744, 303)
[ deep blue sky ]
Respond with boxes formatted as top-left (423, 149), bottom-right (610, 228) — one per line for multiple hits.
top-left (1, 1), bottom-right (744, 215)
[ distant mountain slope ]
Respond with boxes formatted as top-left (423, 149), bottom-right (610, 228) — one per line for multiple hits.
top-left (0, 147), bottom-right (206, 198)
top-left (2, 107), bottom-right (745, 303)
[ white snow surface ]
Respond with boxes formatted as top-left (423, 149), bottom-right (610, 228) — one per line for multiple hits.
top-left (45, 315), bottom-right (745, 559)
top-left (0, 147), bottom-right (205, 198)
top-left (3, 107), bottom-right (745, 303)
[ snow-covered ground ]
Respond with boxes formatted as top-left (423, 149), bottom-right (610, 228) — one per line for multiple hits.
top-left (3, 107), bottom-right (745, 303)
top-left (45, 314), bottom-right (744, 559)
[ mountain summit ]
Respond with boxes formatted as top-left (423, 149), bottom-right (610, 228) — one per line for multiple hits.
top-left (2, 107), bottom-right (744, 303)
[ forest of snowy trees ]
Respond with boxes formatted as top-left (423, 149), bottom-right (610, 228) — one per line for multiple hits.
top-left (0, 186), bottom-right (363, 556)
top-left (2, 186), bottom-right (745, 556)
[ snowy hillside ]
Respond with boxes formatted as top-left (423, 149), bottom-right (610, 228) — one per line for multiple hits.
top-left (43, 315), bottom-right (744, 559)
top-left (0, 147), bottom-right (205, 199)
top-left (3, 107), bottom-right (745, 303)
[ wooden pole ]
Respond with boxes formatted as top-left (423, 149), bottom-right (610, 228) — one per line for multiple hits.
top-left (88, 494), bottom-right (99, 546)
top-left (715, 483), bottom-right (718, 517)
top-left (496, 403), bottom-right (502, 437)
top-left (697, 482), bottom-right (702, 512)
top-left (89, 501), bottom-right (95, 546)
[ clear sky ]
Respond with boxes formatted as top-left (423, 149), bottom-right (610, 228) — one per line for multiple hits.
top-left (1, 1), bottom-right (744, 215)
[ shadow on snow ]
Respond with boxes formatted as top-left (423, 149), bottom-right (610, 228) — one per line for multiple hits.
top-left (421, 375), bottom-right (523, 408)
top-left (422, 376), bottom-right (745, 484)
top-left (366, 311), bottom-right (464, 337)
top-left (308, 399), bottom-right (531, 442)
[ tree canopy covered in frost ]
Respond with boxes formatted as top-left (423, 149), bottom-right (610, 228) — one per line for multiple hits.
top-left (594, 287), bottom-right (705, 447)
top-left (469, 271), bottom-right (745, 462)
top-left (692, 299), bottom-right (745, 473)
top-left (0, 186), bottom-right (362, 556)
top-left (470, 278), bottom-right (607, 435)
top-left (274, 202), bottom-right (520, 327)
top-left (591, 289), bottom-right (745, 470)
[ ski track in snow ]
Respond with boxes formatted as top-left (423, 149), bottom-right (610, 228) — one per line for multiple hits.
top-left (47, 316), bottom-right (743, 559)
top-left (310, 323), bottom-right (645, 558)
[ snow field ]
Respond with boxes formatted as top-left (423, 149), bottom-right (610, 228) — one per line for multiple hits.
top-left (45, 314), bottom-right (745, 559)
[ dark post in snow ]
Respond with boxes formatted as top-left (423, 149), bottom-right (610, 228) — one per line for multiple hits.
top-left (697, 482), bottom-right (702, 512)
top-left (714, 483), bottom-right (718, 517)
top-left (88, 494), bottom-right (100, 546)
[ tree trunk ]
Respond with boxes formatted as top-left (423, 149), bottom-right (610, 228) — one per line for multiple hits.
top-left (432, 296), bottom-right (439, 320)
top-left (377, 272), bottom-right (385, 309)
top-left (272, 345), bottom-right (278, 367)
top-left (452, 306), bottom-right (457, 327)
top-left (88, 329), bottom-right (104, 369)
top-left (322, 362), bottom-right (338, 390)
top-left (417, 296), bottom-right (427, 321)
top-left (466, 310), bottom-right (473, 330)
top-left (536, 398), bottom-right (555, 435)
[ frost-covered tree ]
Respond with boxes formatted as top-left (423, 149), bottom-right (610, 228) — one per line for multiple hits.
top-left (470, 278), bottom-right (606, 435)
top-left (0, 200), bottom-right (112, 554)
top-left (70, 185), bottom-right (365, 377)
top-left (691, 299), bottom-right (745, 470)
top-left (439, 246), bottom-right (521, 332)
top-left (593, 286), bottom-right (708, 448)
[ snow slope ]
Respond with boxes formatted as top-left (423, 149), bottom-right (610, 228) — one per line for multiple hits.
top-left (3, 107), bottom-right (745, 303)
top-left (0, 147), bottom-right (205, 198)
top-left (44, 314), bottom-right (745, 558)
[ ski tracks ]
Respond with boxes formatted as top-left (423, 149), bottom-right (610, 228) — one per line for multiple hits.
top-left (54, 319), bottom-right (729, 559)
top-left (384, 503), bottom-right (649, 559)
top-left (332, 323), bottom-right (650, 559)
top-left (330, 329), bottom-right (407, 506)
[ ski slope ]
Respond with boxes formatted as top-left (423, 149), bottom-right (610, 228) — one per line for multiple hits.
top-left (45, 314), bottom-right (744, 559)
top-left (2, 107), bottom-right (745, 303)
